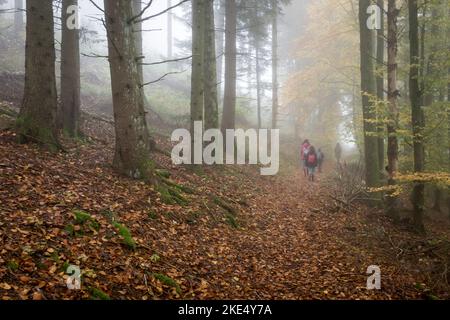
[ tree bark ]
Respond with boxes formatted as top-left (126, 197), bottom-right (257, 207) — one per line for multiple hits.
top-left (60, 0), bottom-right (81, 137)
top-left (191, 0), bottom-right (205, 158)
top-left (204, 0), bottom-right (219, 130)
top-left (376, 0), bottom-right (385, 171)
top-left (409, 0), bottom-right (425, 233)
top-left (271, 0), bottom-right (279, 129)
top-left (447, 6), bottom-right (450, 221)
top-left (215, 0), bottom-right (225, 103)
top-left (386, 0), bottom-right (400, 219)
top-left (433, 187), bottom-right (442, 212)
top-left (221, 0), bottom-right (237, 133)
top-left (359, 0), bottom-right (380, 188)
top-left (18, 0), bottom-right (59, 148)
top-left (448, 64), bottom-right (450, 219)
top-left (104, 0), bottom-right (153, 179)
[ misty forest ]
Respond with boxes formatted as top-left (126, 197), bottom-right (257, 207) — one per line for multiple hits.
top-left (0, 0), bottom-right (450, 300)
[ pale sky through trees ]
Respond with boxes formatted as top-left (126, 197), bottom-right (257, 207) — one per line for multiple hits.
top-left (1, 0), bottom-right (450, 303)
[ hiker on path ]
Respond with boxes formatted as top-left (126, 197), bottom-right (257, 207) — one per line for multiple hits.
top-left (300, 139), bottom-right (311, 177)
top-left (317, 148), bottom-right (324, 173)
top-left (305, 146), bottom-right (319, 182)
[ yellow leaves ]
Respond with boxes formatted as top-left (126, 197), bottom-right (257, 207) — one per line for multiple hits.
top-left (49, 265), bottom-right (57, 274)
top-left (368, 184), bottom-right (403, 196)
top-left (397, 172), bottom-right (450, 186)
top-left (83, 269), bottom-right (97, 279)
top-left (199, 279), bottom-right (209, 290)
top-left (369, 171), bottom-right (450, 197)
top-left (77, 253), bottom-right (89, 263)
top-left (0, 283), bottom-right (12, 290)
top-left (150, 254), bottom-right (160, 263)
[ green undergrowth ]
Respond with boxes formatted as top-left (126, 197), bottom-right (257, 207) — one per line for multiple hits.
top-left (212, 196), bottom-right (240, 229)
top-left (89, 287), bottom-right (111, 300)
top-left (155, 176), bottom-right (194, 206)
top-left (65, 210), bottom-right (100, 237)
top-left (98, 210), bottom-right (136, 250)
top-left (112, 221), bottom-right (137, 250)
top-left (152, 273), bottom-right (182, 295)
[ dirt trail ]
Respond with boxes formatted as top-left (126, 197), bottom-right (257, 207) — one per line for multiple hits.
top-left (0, 131), bottom-right (424, 300)
top-left (197, 170), bottom-right (416, 299)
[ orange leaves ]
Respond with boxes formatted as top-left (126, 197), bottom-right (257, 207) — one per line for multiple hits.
top-left (0, 129), bottom-right (440, 300)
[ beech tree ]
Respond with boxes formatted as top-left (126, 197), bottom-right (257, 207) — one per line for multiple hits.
top-left (376, 0), bottom-right (385, 172)
top-left (409, 0), bottom-right (425, 232)
top-left (359, 0), bottom-right (380, 189)
top-left (386, 0), bottom-right (400, 219)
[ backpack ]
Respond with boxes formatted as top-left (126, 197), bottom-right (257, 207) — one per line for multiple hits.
top-left (307, 153), bottom-right (317, 165)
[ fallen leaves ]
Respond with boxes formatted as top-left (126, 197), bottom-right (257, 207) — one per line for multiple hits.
top-left (0, 283), bottom-right (12, 290)
top-left (0, 129), bottom-right (448, 301)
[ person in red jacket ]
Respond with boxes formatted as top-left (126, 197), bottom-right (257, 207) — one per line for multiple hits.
top-left (305, 145), bottom-right (318, 182)
top-left (300, 139), bottom-right (311, 177)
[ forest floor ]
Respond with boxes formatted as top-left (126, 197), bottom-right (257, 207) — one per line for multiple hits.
top-left (1, 114), bottom-right (450, 300)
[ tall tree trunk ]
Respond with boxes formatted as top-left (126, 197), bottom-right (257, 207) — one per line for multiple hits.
top-left (17, 0), bottom-right (59, 148)
top-left (215, 0), bottom-right (225, 103)
top-left (425, 5), bottom-right (441, 214)
top-left (221, 0), bottom-right (237, 133)
top-left (191, 0), bottom-right (205, 159)
top-left (255, 41), bottom-right (262, 129)
top-left (60, 0), bottom-right (81, 137)
top-left (271, 0), bottom-right (279, 129)
top-left (448, 65), bottom-right (450, 219)
top-left (447, 6), bottom-right (450, 221)
top-left (376, 0), bottom-right (385, 171)
top-left (204, 0), bottom-right (219, 130)
top-left (409, 0), bottom-right (425, 233)
top-left (359, 0), bottom-right (380, 188)
top-left (167, 0), bottom-right (173, 60)
top-left (104, 0), bottom-right (153, 179)
top-left (386, 0), bottom-right (400, 219)
top-left (14, 0), bottom-right (24, 35)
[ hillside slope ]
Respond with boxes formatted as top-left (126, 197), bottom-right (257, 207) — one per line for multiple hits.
top-left (0, 123), bottom-right (448, 300)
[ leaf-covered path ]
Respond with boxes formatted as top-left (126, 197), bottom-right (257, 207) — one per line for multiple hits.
top-left (0, 130), bottom-right (431, 300)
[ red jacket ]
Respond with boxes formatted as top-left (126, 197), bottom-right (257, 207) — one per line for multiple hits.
top-left (301, 143), bottom-right (310, 160)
